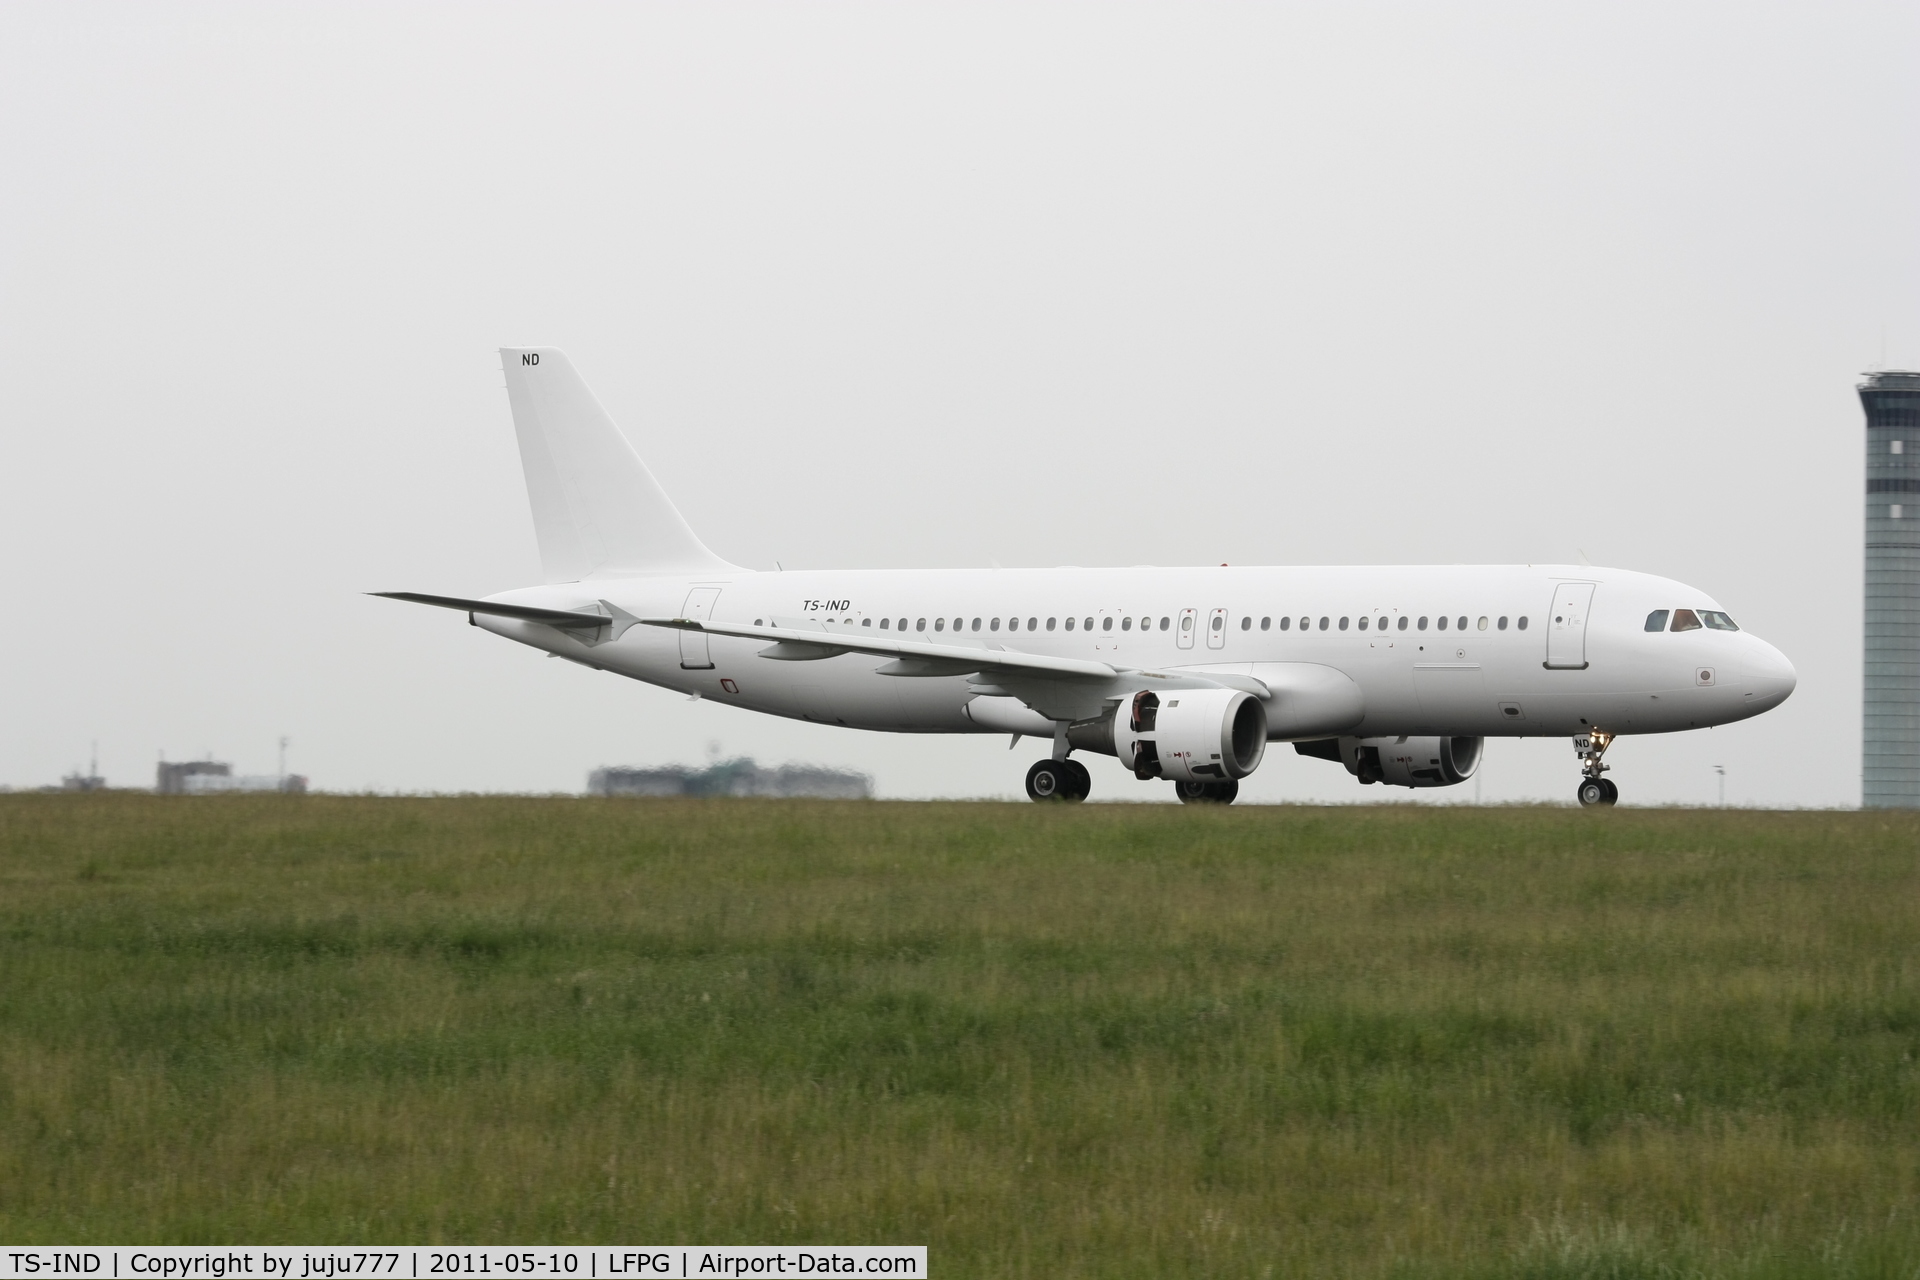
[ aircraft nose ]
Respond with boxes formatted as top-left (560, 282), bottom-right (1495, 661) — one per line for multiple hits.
top-left (1746, 640), bottom-right (1796, 709)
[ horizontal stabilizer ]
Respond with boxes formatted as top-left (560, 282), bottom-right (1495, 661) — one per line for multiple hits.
top-left (370, 591), bottom-right (615, 631)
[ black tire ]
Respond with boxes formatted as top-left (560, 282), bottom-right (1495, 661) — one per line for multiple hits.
top-left (1175, 779), bottom-right (1239, 805)
top-left (1026, 759), bottom-right (1070, 802)
top-left (1062, 759), bottom-right (1091, 801)
top-left (1598, 778), bottom-right (1619, 805)
top-left (1577, 778), bottom-right (1608, 807)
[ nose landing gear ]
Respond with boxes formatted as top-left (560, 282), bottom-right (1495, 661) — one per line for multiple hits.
top-left (1025, 757), bottom-right (1090, 802)
top-left (1573, 731), bottom-right (1618, 806)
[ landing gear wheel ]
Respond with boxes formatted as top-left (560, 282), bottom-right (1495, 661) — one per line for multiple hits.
top-left (1175, 779), bottom-right (1239, 805)
top-left (1026, 759), bottom-right (1072, 802)
top-left (1571, 731), bottom-right (1618, 808)
top-left (1062, 759), bottom-right (1091, 801)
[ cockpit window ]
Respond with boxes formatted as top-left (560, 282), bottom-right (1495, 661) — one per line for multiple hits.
top-left (1644, 609), bottom-right (1669, 632)
top-left (1700, 611), bottom-right (1739, 631)
top-left (1670, 609), bottom-right (1702, 632)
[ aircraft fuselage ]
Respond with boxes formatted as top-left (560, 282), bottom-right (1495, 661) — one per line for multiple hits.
top-left (472, 562), bottom-right (1794, 741)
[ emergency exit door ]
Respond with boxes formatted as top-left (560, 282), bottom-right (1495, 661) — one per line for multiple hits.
top-left (1206, 607), bottom-right (1229, 649)
top-left (679, 588), bottom-right (720, 670)
top-left (1544, 582), bottom-right (1594, 670)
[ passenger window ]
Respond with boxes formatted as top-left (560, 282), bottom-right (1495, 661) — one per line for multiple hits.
top-left (1377, 617), bottom-right (1387, 630)
top-left (1241, 616), bottom-right (1251, 631)
top-left (1644, 610), bottom-right (1669, 632)
top-left (1517, 616), bottom-right (1529, 630)
top-left (916, 618), bottom-right (926, 631)
top-left (1280, 616), bottom-right (1291, 630)
top-left (1437, 616), bottom-right (1448, 631)
top-left (1181, 616), bottom-right (1193, 632)
top-left (1671, 609), bottom-right (1702, 632)
top-left (1339, 616), bottom-right (1349, 630)
top-left (1358, 616), bottom-right (1369, 631)
top-left (1065, 617), bottom-right (1075, 631)
top-left (990, 617), bottom-right (1001, 631)
top-left (1497, 616), bottom-right (1508, 630)
top-left (1159, 617), bottom-right (1170, 630)
top-left (1457, 616), bottom-right (1468, 630)
top-left (880, 618), bottom-right (889, 629)
top-left (1211, 615), bottom-right (1223, 631)
top-left (1398, 616), bottom-right (1409, 631)
top-left (1047, 617), bottom-right (1056, 631)
top-left (862, 618), bottom-right (872, 627)
top-left (934, 618), bottom-right (945, 631)
top-left (1102, 617), bottom-right (1113, 631)
top-left (972, 618), bottom-right (982, 631)
top-left (1319, 617), bottom-right (1329, 630)
top-left (1122, 617), bottom-right (1133, 631)
top-left (1418, 616), bottom-right (1428, 630)
top-left (1084, 617), bottom-right (1093, 630)
top-left (1477, 616), bottom-right (1488, 631)
top-left (1259, 616), bottom-right (1270, 631)
top-left (1700, 611), bottom-right (1739, 631)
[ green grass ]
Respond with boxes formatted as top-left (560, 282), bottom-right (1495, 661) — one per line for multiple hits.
top-left (2, 796), bottom-right (1917, 1277)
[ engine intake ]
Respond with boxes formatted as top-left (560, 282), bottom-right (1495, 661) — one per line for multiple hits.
top-left (1112, 688), bottom-right (1267, 782)
top-left (1296, 735), bottom-right (1483, 788)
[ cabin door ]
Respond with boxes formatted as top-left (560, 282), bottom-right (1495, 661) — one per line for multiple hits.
top-left (1544, 582), bottom-right (1595, 670)
top-left (679, 588), bottom-right (721, 670)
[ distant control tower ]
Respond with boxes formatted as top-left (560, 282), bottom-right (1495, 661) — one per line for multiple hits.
top-left (1862, 370), bottom-right (1920, 807)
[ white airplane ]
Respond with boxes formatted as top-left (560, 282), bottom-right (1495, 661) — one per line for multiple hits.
top-left (377, 349), bottom-right (1796, 805)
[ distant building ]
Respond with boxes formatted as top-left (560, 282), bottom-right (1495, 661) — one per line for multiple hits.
top-left (590, 757), bottom-right (871, 799)
top-left (60, 771), bottom-right (107, 792)
top-left (157, 760), bottom-right (307, 795)
top-left (1862, 370), bottom-right (1920, 808)
top-left (157, 761), bottom-right (227, 794)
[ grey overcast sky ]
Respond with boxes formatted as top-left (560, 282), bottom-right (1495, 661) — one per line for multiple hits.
top-left (3, 2), bottom-right (1916, 803)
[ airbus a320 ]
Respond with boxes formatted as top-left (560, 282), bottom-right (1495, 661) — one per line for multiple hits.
top-left (377, 349), bottom-right (1796, 805)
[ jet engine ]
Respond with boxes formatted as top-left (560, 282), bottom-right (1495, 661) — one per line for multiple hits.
top-left (1296, 735), bottom-right (1482, 787)
top-left (1109, 688), bottom-right (1268, 782)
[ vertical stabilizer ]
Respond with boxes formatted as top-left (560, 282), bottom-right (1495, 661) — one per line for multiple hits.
top-left (499, 348), bottom-right (734, 581)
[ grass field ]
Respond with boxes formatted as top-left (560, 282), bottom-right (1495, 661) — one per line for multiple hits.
top-left (1, 795), bottom-right (1917, 1277)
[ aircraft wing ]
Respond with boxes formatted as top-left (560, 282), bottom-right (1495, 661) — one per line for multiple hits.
top-left (643, 617), bottom-right (1268, 722)
top-left (644, 617), bottom-right (1120, 679)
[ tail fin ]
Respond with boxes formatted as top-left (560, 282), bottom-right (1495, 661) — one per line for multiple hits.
top-left (499, 348), bottom-right (735, 581)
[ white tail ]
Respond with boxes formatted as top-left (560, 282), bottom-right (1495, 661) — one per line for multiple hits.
top-left (499, 348), bottom-right (734, 582)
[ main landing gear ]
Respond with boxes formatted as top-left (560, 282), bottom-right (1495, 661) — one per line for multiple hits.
top-left (1174, 779), bottom-right (1239, 805)
top-left (1026, 757), bottom-right (1091, 802)
top-left (1024, 760), bottom-right (1242, 804)
top-left (1573, 730), bottom-right (1618, 807)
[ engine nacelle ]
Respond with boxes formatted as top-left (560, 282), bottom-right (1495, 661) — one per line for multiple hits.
top-left (1112, 688), bottom-right (1268, 782)
top-left (1316, 735), bottom-right (1482, 787)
